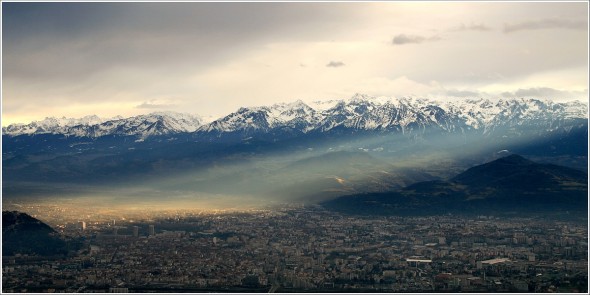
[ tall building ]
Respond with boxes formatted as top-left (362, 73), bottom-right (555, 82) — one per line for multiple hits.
top-left (133, 226), bottom-right (139, 237)
top-left (149, 225), bottom-right (155, 236)
top-left (81, 221), bottom-right (86, 231)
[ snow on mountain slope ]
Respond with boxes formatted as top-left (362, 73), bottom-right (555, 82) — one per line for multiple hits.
top-left (3, 112), bottom-right (203, 138)
top-left (68, 112), bottom-right (204, 138)
top-left (198, 94), bottom-right (587, 136)
top-left (3, 94), bottom-right (587, 139)
top-left (198, 100), bottom-right (321, 134)
top-left (2, 115), bottom-right (106, 136)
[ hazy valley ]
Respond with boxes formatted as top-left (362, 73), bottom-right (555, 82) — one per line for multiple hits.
top-left (3, 95), bottom-right (588, 212)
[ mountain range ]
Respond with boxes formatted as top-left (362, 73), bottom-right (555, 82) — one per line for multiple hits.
top-left (321, 154), bottom-right (588, 216)
top-left (2, 94), bottom-right (588, 205)
top-left (3, 112), bottom-right (203, 139)
top-left (3, 94), bottom-right (587, 141)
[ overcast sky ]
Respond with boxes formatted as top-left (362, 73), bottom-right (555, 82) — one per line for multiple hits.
top-left (2, 2), bottom-right (588, 125)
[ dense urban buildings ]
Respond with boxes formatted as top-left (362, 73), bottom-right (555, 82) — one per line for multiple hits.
top-left (2, 202), bottom-right (587, 293)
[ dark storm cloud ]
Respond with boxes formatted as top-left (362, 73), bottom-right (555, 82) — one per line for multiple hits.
top-left (2, 3), bottom-right (124, 41)
top-left (504, 18), bottom-right (587, 33)
top-left (446, 89), bottom-right (480, 98)
top-left (326, 61), bottom-right (345, 67)
top-left (2, 2), bottom-right (360, 83)
top-left (3, 2), bottom-right (345, 42)
top-left (392, 34), bottom-right (440, 45)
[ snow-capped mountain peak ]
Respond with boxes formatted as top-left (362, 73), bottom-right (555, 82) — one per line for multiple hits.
top-left (3, 94), bottom-right (587, 140)
top-left (2, 115), bottom-right (108, 136)
top-left (195, 94), bottom-right (588, 137)
top-left (3, 112), bottom-right (203, 138)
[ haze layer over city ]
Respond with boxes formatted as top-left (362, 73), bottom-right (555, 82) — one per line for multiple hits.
top-left (2, 1), bottom-right (588, 293)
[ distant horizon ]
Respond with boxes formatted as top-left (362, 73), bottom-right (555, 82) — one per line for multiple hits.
top-left (2, 93), bottom-right (588, 127)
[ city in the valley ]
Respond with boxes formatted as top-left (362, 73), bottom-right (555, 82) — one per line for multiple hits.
top-left (2, 201), bottom-right (587, 293)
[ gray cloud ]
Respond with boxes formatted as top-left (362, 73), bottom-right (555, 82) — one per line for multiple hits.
top-left (449, 23), bottom-right (492, 32)
top-left (2, 2), bottom-right (366, 116)
top-left (502, 87), bottom-right (588, 99)
top-left (501, 92), bottom-right (513, 98)
top-left (3, 3), bottom-right (363, 83)
top-left (446, 89), bottom-right (480, 97)
top-left (504, 18), bottom-right (587, 33)
top-left (2, 2), bottom-right (587, 124)
top-left (516, 87), bottom-right (565, 97)
top-left (326, 61), bottom-right (345, 67)
top-left (392, 34), bottom-right (441, 45)
top-left (136, 100), bottom-right (175, 109)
